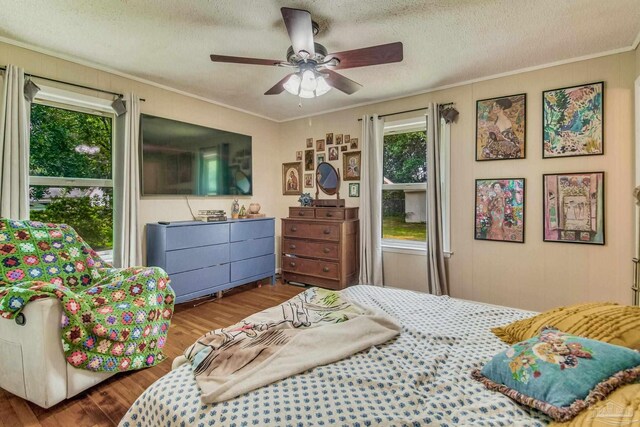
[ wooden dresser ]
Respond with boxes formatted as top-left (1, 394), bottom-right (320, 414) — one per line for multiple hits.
top-left (281, 206), bottom-right (359, 290)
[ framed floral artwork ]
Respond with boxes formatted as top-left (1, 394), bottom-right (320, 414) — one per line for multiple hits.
top-left (282, 162), bottom-right (302, 195)
top-left (476, 94), bottom-right (526, 160)
top-left (343, 151), bottom-right (361, 181)
top-left (543, 172), bottom-right (604, 244)
top-left (474, 178), bottom-right (525, 243)
top-left (543, 82), bottom-right (603, 158)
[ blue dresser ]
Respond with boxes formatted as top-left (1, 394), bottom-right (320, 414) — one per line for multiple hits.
top-left (146, 218), bottom-right (276, 303)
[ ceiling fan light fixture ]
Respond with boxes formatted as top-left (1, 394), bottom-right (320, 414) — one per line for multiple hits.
top-left (300, 70), bottom-right (317, 92)
top-left (283, 73), bottom-right (302, 95)
top-left (315, 76), bottom-right (331, 96)
top-left (298, 88), bottom-right (316, 99)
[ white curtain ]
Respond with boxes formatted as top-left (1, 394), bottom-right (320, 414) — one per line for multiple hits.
top-left (0, 65), bottom-right (30, 219)
top-left (425, 104), bottom-right (449, 295)
top-left (359, 114), bottom-right (385, 286)
top-left (113, 93), bottom-right (141, 268)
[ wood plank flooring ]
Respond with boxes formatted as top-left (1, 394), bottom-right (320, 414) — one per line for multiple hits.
top-left (0, 281), bottom-right (303, 427)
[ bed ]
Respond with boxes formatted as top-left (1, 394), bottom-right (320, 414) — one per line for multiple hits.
top-left (120, 285), bottom-right (551, 426)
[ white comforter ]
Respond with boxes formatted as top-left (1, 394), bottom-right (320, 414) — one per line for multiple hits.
top-left (120, 285), bottom-right (550, 426)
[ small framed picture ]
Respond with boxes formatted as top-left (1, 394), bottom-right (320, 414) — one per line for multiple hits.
top-left (317, 153), bottom-right (325, 164)
top-left (304, 173), bottom-right (314, 188)
top-left (336, 134), bottom-right (343, 145)
top-left (543, 82), bottom-right (603, 158)
top-left (344, 134), bottom-right (351, 144)
top-left (282, 162), bottom-right (302, 195)
top-left (306, 138), bottom-right (313, 148)
top-left (341, 145), bottom-right (347, 152)
top-left (326, 133), bottom-right (334, 145)
top-left (304, 149), bottom-right (314, 171)
top-left (328, 146), bottom-right (339, 161)
top-left (474, 178), bottom-right (525, 243)
top-left (296, 151), bottom-right (302, 161)
top-left (349, 138), bottom-right (359, 150)
top-left (349, 183), bottom-right (360, 197)
top-left (316, 139), bottom-right (325, 152)
top-left (543, 172), bottom-right (604, 244)
top-left (343, 151), bottom-right (361, 181)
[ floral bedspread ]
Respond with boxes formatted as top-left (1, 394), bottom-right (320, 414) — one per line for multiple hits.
top-left (0, 219), bottom-right (175, 372)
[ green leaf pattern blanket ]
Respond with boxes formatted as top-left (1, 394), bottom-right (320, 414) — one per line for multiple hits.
top-left (0, 219), bottom-right (175, 372)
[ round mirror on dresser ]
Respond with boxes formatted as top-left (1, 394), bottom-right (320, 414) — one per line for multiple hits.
top-left (315, 162), bottom-right (344, 206)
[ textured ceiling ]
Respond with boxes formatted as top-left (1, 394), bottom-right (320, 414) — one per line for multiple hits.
top-left (0, 0), bottom-right (638, 121)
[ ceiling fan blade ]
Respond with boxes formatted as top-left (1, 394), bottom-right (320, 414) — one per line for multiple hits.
top-left (326, 42), bottom-right (403, 70)
top-left (281, 7), bottom-right (315, 57)
top-left (264, 73), bottom-right (294, 95)
top-left (323, 69), bottom-right (362, 95)
top-left (210, 54), bottom-right (280, 66)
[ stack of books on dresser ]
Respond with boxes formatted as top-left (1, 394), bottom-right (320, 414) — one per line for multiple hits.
top-left (196, 210), bottom-right (227, 222)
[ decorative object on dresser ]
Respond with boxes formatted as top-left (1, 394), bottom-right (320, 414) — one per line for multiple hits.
top-left (315, 162), bottom-right (344, 206)
top-left (247, 203), bottom-right (265, 218)
top-left (147, 218), bottom-right (276, 303)
top-left (298, 193), bottom-right (314, 207)
top-left (281, 206), bottom-right (359, 290)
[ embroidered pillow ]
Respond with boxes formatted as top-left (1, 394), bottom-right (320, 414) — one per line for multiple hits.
top-left (491, 302), bottom-right (640, 349)
top-left (472, 328), bottom-right (640, 422)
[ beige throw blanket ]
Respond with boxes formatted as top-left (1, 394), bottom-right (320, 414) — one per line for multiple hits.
top-left (173, 287), bottom-right (401, 403)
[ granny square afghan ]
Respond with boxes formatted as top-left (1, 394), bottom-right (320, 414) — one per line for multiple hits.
top-left (0, 219), bottom-right (175, 372)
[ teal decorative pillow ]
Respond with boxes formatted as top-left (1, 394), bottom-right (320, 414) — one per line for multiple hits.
top-left (472, 328), bottom-right (640, 422)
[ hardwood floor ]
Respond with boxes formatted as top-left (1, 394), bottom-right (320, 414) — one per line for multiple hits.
top-left (0, 281), bottom-right (303, 427)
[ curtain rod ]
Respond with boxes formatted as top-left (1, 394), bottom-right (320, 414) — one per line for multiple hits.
top-left (0, 66), bottom-right (146, 102)
top-left (357, 103), bottom-right (455, 121)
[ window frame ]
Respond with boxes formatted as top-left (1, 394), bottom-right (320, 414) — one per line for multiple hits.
top-left (381, 115), bottom-right (451, 256)
top-left (29, 85), bottom-right (117, 260)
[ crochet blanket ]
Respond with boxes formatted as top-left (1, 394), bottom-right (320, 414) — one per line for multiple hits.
top-left (173, 287), bottom-right (401, 403)
top-left (0, 219), bottom-right (175, 372)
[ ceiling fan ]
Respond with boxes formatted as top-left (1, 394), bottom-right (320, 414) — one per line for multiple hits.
top-left (210, 7), bottom-right (403, 98)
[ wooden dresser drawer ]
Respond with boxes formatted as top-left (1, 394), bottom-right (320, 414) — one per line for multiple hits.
top-left (282, 220), bottom-right (340, 241)
top-left (289, 207), bottom-right (315, 219)
top-left (314, 208), bottom-right (345, 220)
top-left (282, 257), bottom-right (340, 280)
top-left (282, 238), bottom-right (339, 260)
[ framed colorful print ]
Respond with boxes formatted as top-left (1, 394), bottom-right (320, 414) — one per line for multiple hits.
top-left (317, 153), bottom-right (325, 164)
top-left (304, 149), bottom-right (314, 171)
top-left (343, 151), bottom-right (361, 181)
top-left (296, 151), bottom-right (302, 161)
top-left (282, 162), bottom-right (302, 195)
top-left (336, 134), bottom-right (343, 145)
top-left (474, 178), bottom-right (525, 243)
top-left (328, 146), bottom-right (339, 161)
top-left (341, 145), bottom-right (347, 152)
top-left (304, 173), bottom-right (314, 188)
top-left (543, 82), bottom-right (603, 158)
top-left (306, 138), bottom-right (313, 148)
top-left (344, 134), bottom-right (351, 144)
top-left (316, 139), bottom-right (325, 152)
top-left (326, 133), bottom-right (334, 145)
top-left (349, 138), bottom-right (359, 150)
top-left (542, 172), bottom-right (604, 245)
top-left (349, 183), bottom-right (360, 197)
top-left (476, 93), bottom-right (526, 161)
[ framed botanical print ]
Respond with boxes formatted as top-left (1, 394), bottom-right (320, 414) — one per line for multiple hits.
top-left (282, 162), bottom-right (302, 195)
top-left (304, 149), bottom-right (314, 171)
top-left (476, 94), bottom-right (526, 160)
top-left (343, 151), bottom-right (361, 181)
top-left (543, 82), bottom-right (603, 158)
top-left (474, 178), bottom-right (525, 243)
top-left (543, 172), bottom-right (604, 244)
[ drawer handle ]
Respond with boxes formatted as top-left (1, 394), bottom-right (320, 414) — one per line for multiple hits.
top-left (290, 262), bottom-right (296, 267)
top-left (291, 226), bottom-right (298, 232)
top-left (323, 229), bottom-right (331, 235)
top-left (289, 244), bottom-right (297, 250)
top-left (323, 247), bottom-right (331, 253)
top-left (322, 267), bottom-right (330, 272)
top-left (298, 211), bottom-right (305, 216)
top-left (326, 212), bottom-right (333, 217)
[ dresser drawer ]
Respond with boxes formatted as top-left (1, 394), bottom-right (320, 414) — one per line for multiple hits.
top-left (170, 264), bottom-right (230, 296)
top-left (230, 219), bottom-right (274, 242)
top-left (231, 254), bottom-right (274, 282)
top-left (314, 208), bottom-right (345, 220)
top-left (282, 238), bottom-right (339, 260)
top-left (230, 237), bottom-right (274, 262)
top-left (166, 223), bottom-right (229, 250)
top-left (282, 257), bottom-right (340, 280)
top-left (165, 244), bottom-right (229, 274)
top-left (282, 221), bottom-right (340, 241)
top-left (289, 207), bottom-right (315, 219)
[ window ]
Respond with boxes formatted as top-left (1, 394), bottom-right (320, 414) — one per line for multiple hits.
top-left (382, 119), bottom-right (427, 245)
top-left (28, 89), bottom-right (115, 255)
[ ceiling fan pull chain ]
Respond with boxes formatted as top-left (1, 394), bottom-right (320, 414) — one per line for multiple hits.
top-left (298, 96), bottom-right (303, 108)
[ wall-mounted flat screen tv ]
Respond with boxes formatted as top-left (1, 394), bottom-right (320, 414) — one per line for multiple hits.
top-left (140, 114), bottom-right (252, 196)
